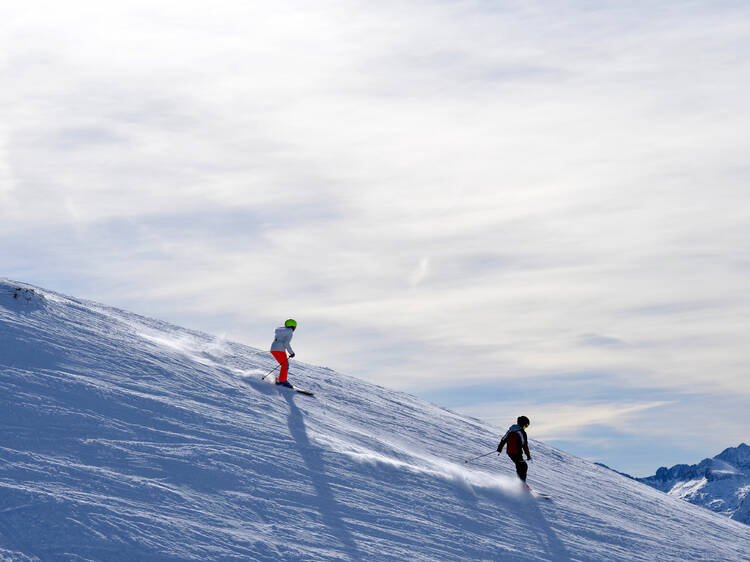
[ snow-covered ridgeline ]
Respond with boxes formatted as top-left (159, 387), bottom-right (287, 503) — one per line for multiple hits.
top-left (637, 444), bottom-right (750, 525)
top-left (1, 280), bottom-right (749, 561)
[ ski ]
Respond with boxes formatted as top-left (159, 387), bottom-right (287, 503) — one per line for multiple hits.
top-left (524, 484), bottom-right (551, 500)
top-left (274, 383), bottom-right (314, 396)
top-left (291, 386), bottom-right (314, 396)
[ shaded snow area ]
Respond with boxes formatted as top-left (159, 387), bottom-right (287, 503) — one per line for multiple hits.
top-left (1, 280), bottom-right (749, 561)
top-left (638, 444), bottom-right (750, 525)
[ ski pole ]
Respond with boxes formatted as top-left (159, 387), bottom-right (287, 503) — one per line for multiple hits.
top-left (464, 450), bottom-right (497, 464)
top-left (261, 356), bottom-right (290, 381)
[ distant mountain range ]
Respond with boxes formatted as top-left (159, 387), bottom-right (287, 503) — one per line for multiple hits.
top-left (598, 444), bottom-right (750, 525)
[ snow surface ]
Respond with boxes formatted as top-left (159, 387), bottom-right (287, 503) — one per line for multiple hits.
top-left (1, 280), bottom-right (749, 561)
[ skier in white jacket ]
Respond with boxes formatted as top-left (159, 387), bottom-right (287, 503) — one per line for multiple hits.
top-left (270, 319), bottom-right (297, 387)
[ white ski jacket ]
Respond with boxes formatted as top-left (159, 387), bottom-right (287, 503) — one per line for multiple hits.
top-left (270, 327), bottom-right (295, 355)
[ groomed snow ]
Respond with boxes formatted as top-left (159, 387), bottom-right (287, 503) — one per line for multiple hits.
top-left (1, 280), bottom-right (749, 561)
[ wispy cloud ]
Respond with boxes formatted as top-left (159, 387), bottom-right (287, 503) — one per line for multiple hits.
top-left (2, 0), bottom-right (750, 473)
top-left (460, 400), bottom-right (672, 442)
top-left (409, 257), bottom-right (430, 289)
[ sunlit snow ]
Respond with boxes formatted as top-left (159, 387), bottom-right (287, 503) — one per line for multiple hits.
top-left (1, 280), bottom-right (749, 560)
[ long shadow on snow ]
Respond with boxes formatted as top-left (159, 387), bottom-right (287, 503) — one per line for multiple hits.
top-left (513, 495), bottom-right (572, 561)
top-left (441, 482), bottom-right (573, 561)
top-left (282, 391), bottom-right (364, 561)
top-left (446, 452), bottom-right (571, 562)
top-left (428, 469), bottom-right (572, 561)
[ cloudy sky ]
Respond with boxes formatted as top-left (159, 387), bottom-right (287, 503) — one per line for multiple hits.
top-left (3, 0), bottom-right (749, 475)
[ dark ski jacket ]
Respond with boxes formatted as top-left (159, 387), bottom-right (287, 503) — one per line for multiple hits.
top-left (497, 424), bottom-right (530, 457)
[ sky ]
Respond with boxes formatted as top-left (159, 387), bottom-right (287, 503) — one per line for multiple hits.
top-left (2, 0), bottom-right (749, 476)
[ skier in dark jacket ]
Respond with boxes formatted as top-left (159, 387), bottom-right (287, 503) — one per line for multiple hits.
top-left (497, 415), bottom-right (532, 485)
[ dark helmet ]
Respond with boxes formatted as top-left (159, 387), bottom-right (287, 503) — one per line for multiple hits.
top-left (517, 415), bottom-right (530, 427)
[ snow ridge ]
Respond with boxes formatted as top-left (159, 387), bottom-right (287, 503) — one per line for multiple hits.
top-left (1, 280), bottom-right (749, 561)
top-left (638, 444), bottom-right (750, 525)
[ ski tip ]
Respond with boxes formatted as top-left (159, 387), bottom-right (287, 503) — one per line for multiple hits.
top-left (523, 485), bottom-right (551, 500)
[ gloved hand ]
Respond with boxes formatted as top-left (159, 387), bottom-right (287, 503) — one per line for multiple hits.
top-left (289, 353), bottom-right (295, 358)
top-left (526, 455), bottom-right (532, 461)
top-left (496, 443), bottom-right (503, 453)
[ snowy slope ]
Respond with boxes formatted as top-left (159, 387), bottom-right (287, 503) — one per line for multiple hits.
top-left (637, 444), bottom-right (750, 525)
top-left (1, 280), bottom-right (749, 561)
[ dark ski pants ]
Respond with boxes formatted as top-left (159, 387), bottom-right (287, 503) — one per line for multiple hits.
top-left (508, 453), bottom-right (528, 482)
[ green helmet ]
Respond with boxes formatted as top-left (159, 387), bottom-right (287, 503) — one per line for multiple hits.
top-left (285, 318), bottom-right (298, 329)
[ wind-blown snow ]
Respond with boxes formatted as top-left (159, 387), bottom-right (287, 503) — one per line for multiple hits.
top-left (1, 280), bottom-right (749, 561)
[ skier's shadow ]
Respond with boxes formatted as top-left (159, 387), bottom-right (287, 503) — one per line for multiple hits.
top-left (453, 459), bottom-right (571, 560)
top-left (519, 499), bottom-right (571, 561)
top-left (283, 392), bottom-right (363, 561)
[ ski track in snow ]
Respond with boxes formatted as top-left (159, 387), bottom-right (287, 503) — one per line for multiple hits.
top-left (1, 280), bottom-right (749, 561)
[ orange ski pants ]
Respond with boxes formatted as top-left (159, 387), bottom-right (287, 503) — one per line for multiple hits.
top-left (271, 350), bottom-right (289, 382)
